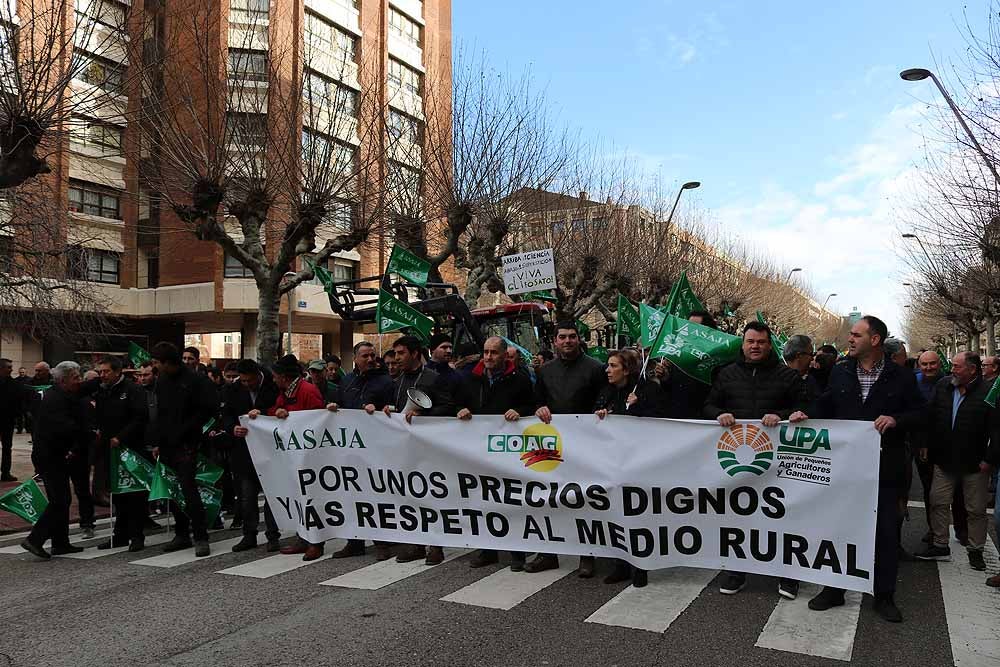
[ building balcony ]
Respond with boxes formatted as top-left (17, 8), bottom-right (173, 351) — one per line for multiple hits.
top-left (389, 0), bottom-right (424, 25)
top-left (387, 32), bottom-right (423, 73)
top-left (304, 0), bottom-right (360, 36)
top-left (387, 84), bottom-right (423, 119)
top-left (306, 50), bottom-right (359, 89)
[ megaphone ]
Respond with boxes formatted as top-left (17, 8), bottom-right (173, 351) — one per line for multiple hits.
top-left (402, 387), bottom-right (433, 414)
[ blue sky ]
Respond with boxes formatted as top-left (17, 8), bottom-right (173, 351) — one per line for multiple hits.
top-left (454, 0), bottom-right (989, 337)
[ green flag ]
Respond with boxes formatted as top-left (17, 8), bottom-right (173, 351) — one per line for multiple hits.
top-left (0, 478), bottom-right (48, 524)
top-left (576, 319), bottom-right (591, 340)
top-left (110, 448), bottom-right (156, 495)
top-left (501, 336), bottom-right (533, 367)
top-left (522, 290), bottom-right (558, 302)
top-left (376, 289), bottom-right (433, 341)
top-left (756, 310), bottom-right (788, 355)
top-left (309, 259), bottom-right (335, 294)
top-left (664, 271), bottom-right (706, 319)
top-left (615, 295), bottom-right (641, 341)
top-left (639, 302), bottom-right (666, 348)
top-left (586, 345), bottom-right (609, 364)
top-left (195, 455), bottom-right (224, 485)
top-left (649, 313), bottom-right (742, 384)
top-left (128, 342), bottom-right (151, 368)
top-left (149, 459), bottom-right (223, 526)
top-left (386, 244), bottom-right (431, 287)
top-left (986, 376), bottom-right (1000, 408)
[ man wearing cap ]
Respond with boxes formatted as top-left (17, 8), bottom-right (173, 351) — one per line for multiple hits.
top-left (306, 359), bottom-right (338, 403)
top-left (425, 333), bottom-right (460, 395)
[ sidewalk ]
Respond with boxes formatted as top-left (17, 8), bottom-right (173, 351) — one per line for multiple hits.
top-left (0, 433), bottom-right (111, 534)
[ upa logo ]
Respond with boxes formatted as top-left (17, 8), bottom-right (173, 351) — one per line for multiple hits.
top-left (487, 423), bottom-right (564, 472)
top-left (778, 425), bottom-right (832, 456)
top-left (716, 424), bottom-right (774, 477)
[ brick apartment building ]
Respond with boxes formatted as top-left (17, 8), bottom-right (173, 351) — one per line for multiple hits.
top-left (0, 0), bottom-right (451, 370)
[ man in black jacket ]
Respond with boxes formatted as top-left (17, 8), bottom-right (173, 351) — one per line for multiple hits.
top-left (795, 315), bottom-right (925, 623)
top-left (326, 341), bottom-right (394, 560)
top-left (224, 358), bottom-right (282, 552)
top-left (529, 321), bottom-right (607, 576)
top-left (0, 358), bottom-right (31, 481)
top-left (20, 362), bottom-right (91, 559)
top-left (377, 335), bottom-right (455, 566)
top-left (915, 352), bottom-right (999, 571)
top-left (704, 320), bottom-right (807, 600)
top-left (92, 355), bottom-right (149, 551)
top-left (152, 342), bottom-right (219, 557)
top-left (456, 336), bottom-right (535, 570)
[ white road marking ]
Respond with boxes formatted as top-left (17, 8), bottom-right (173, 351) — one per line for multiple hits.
top-left (938, 531), bottom-right (1000, 665)
top-left (442, 562), bottom-right (574, 610)
top-left (584, 567), bottom-right (717, 633)
top-left (0, 528), bottom-right (113, 554)
top-left (319, 549), bottom-right (470, 590)
top-left (755, 583), bottom-right (863, 662)
top-left (217, 540), bottom-right (346, 579)
top-left (54, 531), bottom-right (175, 560)
top-left (130, 536), bottom-right (246, 568)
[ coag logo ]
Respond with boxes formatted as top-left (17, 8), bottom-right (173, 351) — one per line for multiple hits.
top-left (777, 425), bottom-right (831, 456)
top-left (487, 423), bottom-right (564, 472)
top-left (717, 424), bottom-right (774, 477)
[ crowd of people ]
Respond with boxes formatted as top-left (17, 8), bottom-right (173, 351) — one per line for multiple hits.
top-left (6, 310), bottom-right (997, 627)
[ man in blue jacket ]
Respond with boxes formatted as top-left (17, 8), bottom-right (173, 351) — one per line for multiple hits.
top-left (792, 315), bottom-right (925, 623)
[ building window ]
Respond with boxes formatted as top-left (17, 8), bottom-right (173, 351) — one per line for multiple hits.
top-left (332, 260), bottom-right (357, 282)
top-left (68, 180), bottom-right (122, 220)
top-left (389, 8), bottom-right (421, 49)
top-left (388, 109), bottom-right (420, 144)
top-left (301, 130), bottom-right (355, 175)
top-left (68, 246), bottom-right (120, 284)
top-left (226, 112), bottom-right (267, 147)
top-left (229, 0), bottom-right (268, 25)
top-left (74, 49), bottom-right (125, 94)
top-left (75, 0), bottom-right (128, 31)
top-left (228, 48), bottom-right (268, 82)
top-left (388, 57), bottom-right (421, 96)
top-left (0, 236), bottom-right (13, 274)
top-left (304, 70), bottom-right (358, 117)
top-left (304, 12), bottom-right (357, 65)
top-left (70, 117), bottom-right (124, 156)
top-left (224, 251), bottom-right (254, 278)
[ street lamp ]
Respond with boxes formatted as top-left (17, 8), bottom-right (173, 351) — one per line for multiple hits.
top-left (822, 293), bottom-right (837, 310)
top-left (901, 232), bottom-right (935, 268)
top-left (283, 271), bottom-right (296, 355)
top-left (786, 267), bottom-right (802, 281)
top-left (665, 181), bottom-right (701, 226)
top-left (900, 68), bottom-right (1000, 185)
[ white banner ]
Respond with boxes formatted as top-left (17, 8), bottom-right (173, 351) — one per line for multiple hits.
top-left (501, 248), bottom-right (556, 295)
top-left (243, 412), bottom-right (880, 593)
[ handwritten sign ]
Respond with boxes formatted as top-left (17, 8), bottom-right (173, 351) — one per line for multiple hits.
top-left (502, 249), bottom-right (556, 296)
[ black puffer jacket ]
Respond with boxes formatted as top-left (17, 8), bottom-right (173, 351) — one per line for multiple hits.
top-left (535, 353), bottom-right (607, 414)
top-left (593, 380), bottom-right (665, 418)
top-left (32, 386), bottom-right (92, 471)
top-left (927, 375), bottom-right (1000, 475)
top-left (155, 366), bottom-right (218, 455)
top-left (456, 360), bottom-right (535, 416)
top-left (704, 351), bottom-right (805, 420)
top-left (390, 365), bottom-right (454, 416)
top-left (337, 366), bottom-right (394, 410)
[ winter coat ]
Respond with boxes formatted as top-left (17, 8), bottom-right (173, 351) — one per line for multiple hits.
top-left (535, 353), bottom-right (607, 415)
top-left (268, 378), bottom-right (326, 415)
top-left (31, 386), bottom-right (92, 471)
top-left (661, 367), bottom-right (711, 419)
top-left (593, 380), bottom-right (665, 418)
top-left (389, 365), bottom-right (455, 416)
top-left (810, 356), bottom-right (926, 489)
top-left (337, 366), bottom-right (394, 410)
top-left (426, 359), bottom-right (461, 395)
top-left (926, 375), bottom-right (1000, 475)
top-left (154, 366), bottom-right (219, 455)
top-left (92, 377), bottom-right (148, 451)
top-left (0, 376), bottom-right (32, 425)
top-left (704, 351), bottom-right (805, 420)
top-left (221, 373), bottom-right (281, 477)
top-left (455, 360), bottom-right (535, 416)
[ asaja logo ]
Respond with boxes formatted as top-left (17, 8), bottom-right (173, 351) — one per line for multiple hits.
top-left (717, 424), bottom-right (774, 477)
top-left (487, 423), bottom-right (563, 472)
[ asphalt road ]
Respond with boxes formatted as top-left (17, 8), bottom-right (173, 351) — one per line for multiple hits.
top-left (0, 496), bottom-right (996, 667)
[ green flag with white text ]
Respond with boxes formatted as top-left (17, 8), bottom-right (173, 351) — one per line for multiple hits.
top-left (110, 448), bottom-right (155, 495)
top-left (664, 271), bottom-right (705, 320)
top-left (639, 302), bottom-right (666, 349)
top-left (986, 376), bottom-right (1000, 408)
top-left (615, 295), bottom-right (641, 341)
top-left (649, 313), bottom-right (742, 384)
top-left (0, 478), bottom-right (47, 524)
top-left (522, 289), bottom-right (558, 302)
top-left (128, 342), bottom-right (151, 368)
top-left (501, 336), bottom-right (533, 367)
top-left (586, 345), bottom-right (609, 364)
top-left (376, 289), bottom-right (433, 341)
top-left (148, 460), bottom-right (223, 526)
top-left (387, 244), bottom-right (431, 287)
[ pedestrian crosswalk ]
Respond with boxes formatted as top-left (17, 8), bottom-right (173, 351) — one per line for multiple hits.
top-left (2, 528), bottom-right (998, 665)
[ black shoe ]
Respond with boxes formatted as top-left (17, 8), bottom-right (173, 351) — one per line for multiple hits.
top-left (632, 569), bottom-right (648, 588)
top-left (331, 540), bottom-right (366, 559)
top-left (51, 544), bottom-right (84, 555)
top-left (266, 539), bottom-right (281, 553)
top-left (808, 587), bottom-right (845, 611)
top-left (395, 545), bottom-right (426, 563)
top-left (97, 537), bottom-right (129, 550)
top-left (577, 556), bottom-right (595, 579)
top-left (510, 554), bottom-right (526, 572)
top-left (20, 539), bottom-right (50, 560)
top-left (778, 579), bottom-right (799, 600)
top-left (231, 537), bottom-right (258, 553)
top-left (873, 594), bottom-right (903, 622)
top-left (915, 545), bottom-right (952, 561)
top-left (0, 473), bottom-right (17, 482)
top-left (128, 540), bottom-right (145, 553)
top-left (194, 540), bottom-right (210, 557)
top-left (524, 554), bottom-right (559, 573)
top-left (469, 550), bottom-right (499, 568)
top-left (229, 518), bottom-right (244, 530)
top-left (719, 572), bottom-right (746, 595)
top-left (969, 550), bottom-right (987, 571)
top-left (604, 562), bottom-right (632, 585)
top-left (162, 536), bottom-right (193, 553)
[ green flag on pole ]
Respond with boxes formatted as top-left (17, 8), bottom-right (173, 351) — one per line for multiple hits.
top-left (376, 289), bottom-right (433, 341)
top-left (148, 460), bottom-right (223, 526)
top-left (522, 289), bottom-right (558, 302)
top-left (576, 319), bottom-right (591, 340)
top-left (309, 259), bottom-right (335, 294)
top-left (615, 294), bottom-right (641, 341)
top-left (664, 271), bottom-right (706, 320)
top-left (128, 342), bottom-right (151, 368)
top-left (110, 448), bottom-right (156, 495)
top-left (639, 302), bottom-right (666, 348)
top-left (386, 244), bottom-right (431, 287)
top-left (501, 336), bottom-right (533, 367)
top-left (649, 314), bottom-right (742, 384)
top-left (195, 455), bottom-right (224, 485)
top-left (986, 376), bottom-right (1000, 408)
top-left (0, 478), bottom-right (48, 524)
top-left (586, 345), bottom-right (609, 364)
top-left (756, 310), bottom-right (788, 355)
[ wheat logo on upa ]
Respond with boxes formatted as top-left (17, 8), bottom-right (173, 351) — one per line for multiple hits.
top-left (487, 423), bottom-right (563, 472)
top-left (716, 424), bottom-right (774, 477)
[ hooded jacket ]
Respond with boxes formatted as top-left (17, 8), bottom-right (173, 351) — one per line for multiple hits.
top-left (456, 360), bottom-right (535, 416)
top-left (703, 351), bottom-right (805, 420)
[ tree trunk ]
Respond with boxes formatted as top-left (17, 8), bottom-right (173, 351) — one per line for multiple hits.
top-left (971, 330), bottom-right (982, 354)
top-left (256, 282), bottom-right (283, 366)
top-left (986, 312), bottom-right (996, 355)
